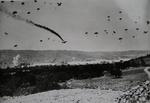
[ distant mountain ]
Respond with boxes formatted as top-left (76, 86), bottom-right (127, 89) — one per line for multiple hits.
top-left (0, 50), bottom-right (149, 68)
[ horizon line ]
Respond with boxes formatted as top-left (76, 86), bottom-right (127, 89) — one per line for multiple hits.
top-left (0, 49), bottom-right (150, 52)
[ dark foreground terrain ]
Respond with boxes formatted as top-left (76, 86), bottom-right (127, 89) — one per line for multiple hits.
top-left (0, 67), bottom-right (149, 103)
top-left (0, 54), bottom-right (150, 97)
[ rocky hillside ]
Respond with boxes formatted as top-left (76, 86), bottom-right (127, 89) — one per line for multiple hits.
top-left (116, 80), bottom-right (150, 103)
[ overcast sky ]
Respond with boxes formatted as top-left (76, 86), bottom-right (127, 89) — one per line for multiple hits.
top-left (0, 0), bottom-right (150, 51)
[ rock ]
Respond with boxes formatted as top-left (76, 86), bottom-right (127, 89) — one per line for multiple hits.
top-left (116, 80), bottom-right (150, 103)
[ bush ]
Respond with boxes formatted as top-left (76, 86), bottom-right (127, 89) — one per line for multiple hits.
top-left (34, 75), bottom-right (61, 92)
top-left (110, 68), bottom-right (122, 78)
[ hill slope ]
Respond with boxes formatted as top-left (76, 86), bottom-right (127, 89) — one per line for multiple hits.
top-left (0, 89), bottom-right (123, 103)
top-left (0, 50), bottom-right (149, 68)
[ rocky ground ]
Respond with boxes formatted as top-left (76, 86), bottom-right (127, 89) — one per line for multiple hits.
top-left (116, 80), bottom-right (150, 103)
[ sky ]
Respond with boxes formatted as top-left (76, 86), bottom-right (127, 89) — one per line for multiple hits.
top-left (0, 0), bottom-right (150, 51)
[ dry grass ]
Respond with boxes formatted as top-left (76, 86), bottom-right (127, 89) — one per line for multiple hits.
top-left (66, 67), bottom-right (148, 91)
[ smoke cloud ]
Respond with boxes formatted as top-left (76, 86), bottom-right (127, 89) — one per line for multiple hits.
top-left (12, 54), bottom-right (20, 67)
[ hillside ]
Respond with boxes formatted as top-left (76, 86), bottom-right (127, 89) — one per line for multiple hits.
top-left (0, 50), bottom-right (149, 68)
top-left (0, 89), bottom-right (123, 103)
top-left (0, 67), bottom-right (149, 103)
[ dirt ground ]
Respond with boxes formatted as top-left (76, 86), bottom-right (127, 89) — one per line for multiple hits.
top-left (0, 89), bottom-right (123, 103)
top-left (66, 67), bottom-right (148, 91)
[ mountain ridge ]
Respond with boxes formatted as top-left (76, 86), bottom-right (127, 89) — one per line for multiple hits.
top-left (0, 50), bottom-right (150, 68)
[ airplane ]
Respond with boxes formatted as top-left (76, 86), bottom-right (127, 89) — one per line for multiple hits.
top-left (57, 2), bottom-right (62, 6)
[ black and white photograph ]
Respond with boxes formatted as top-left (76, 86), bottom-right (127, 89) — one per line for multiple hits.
top-left (0, 0), bottom-right (150, 103)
